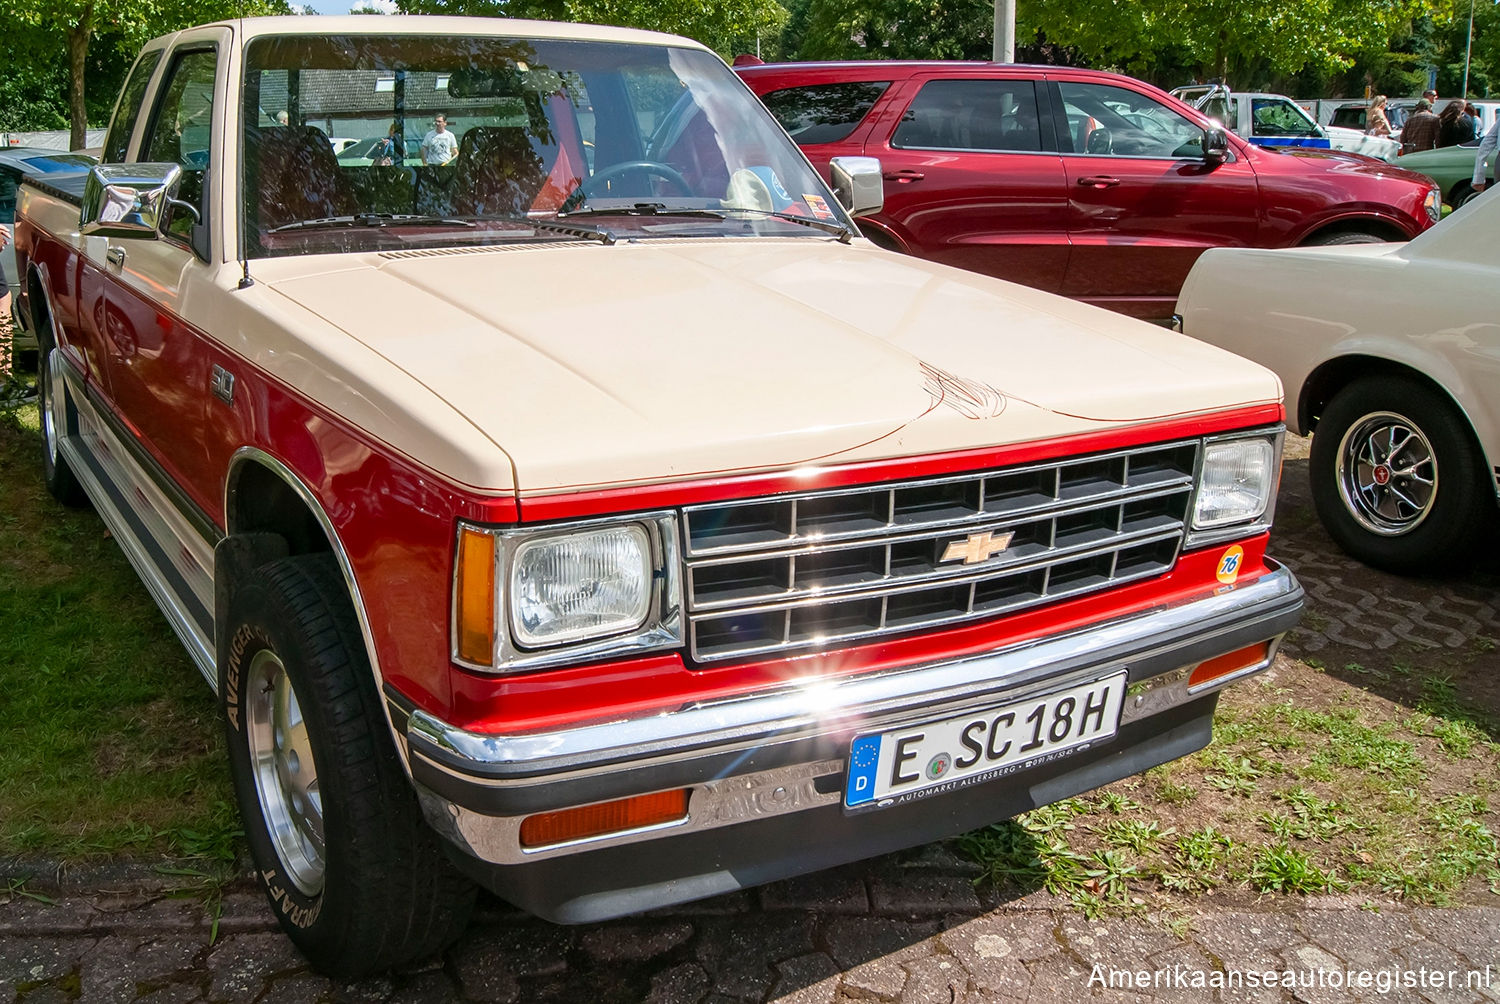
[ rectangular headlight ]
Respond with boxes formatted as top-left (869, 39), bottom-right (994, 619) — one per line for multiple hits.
top-left (1194, 438), bottom-right (1277, 529)
top-left (453, 512), bottom-right (683, 673)
top-left (511, 525), bottom-right (653, 647)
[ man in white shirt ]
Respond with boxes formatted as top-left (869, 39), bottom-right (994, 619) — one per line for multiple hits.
top-left (422, 114), bottom-right (458, 166)
top-left (1473, 117), bottom-right (1498, 194)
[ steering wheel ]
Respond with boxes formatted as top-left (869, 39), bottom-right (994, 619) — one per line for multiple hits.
top-left (563, 160), bottom-right (691, 211)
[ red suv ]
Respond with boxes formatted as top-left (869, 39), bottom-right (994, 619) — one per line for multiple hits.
top-left (737, 62), bottom-right (1442, 320)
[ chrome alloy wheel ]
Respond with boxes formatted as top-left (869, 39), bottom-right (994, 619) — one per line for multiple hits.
top-left (246, 649), bottom-right (325, 895)
top-left (1335, 411), bottom-right (1439, 536)
top-left (41, 351), bottom-right (62, 465)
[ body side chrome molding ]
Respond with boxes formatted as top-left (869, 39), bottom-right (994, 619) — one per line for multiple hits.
top-left (81, 376), bottom-right (225, 548)
top-left (52, 351), bottom-right (218, 688)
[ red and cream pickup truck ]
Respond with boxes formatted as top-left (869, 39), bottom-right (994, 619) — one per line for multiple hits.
top-left (14, 16), bottom-right (1302, 975)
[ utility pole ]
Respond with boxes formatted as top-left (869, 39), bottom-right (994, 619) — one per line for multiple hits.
top-left (1461, 0), bottom-right (1475, 98)
top-left (994, 0), bottom-right (1016, 62)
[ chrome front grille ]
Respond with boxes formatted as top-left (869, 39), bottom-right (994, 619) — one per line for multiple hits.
top-left (682, 441), bottom-right (1199, 662)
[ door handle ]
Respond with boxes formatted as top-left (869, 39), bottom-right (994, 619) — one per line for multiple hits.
top-left (1077, 176), bottom-right (1121, 189)
top-left (106, 246), bottom-right (126, 269)
top-left (883, 169), bottom-right (926, 183)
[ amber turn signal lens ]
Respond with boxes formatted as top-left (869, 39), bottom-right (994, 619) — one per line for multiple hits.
top-left (1188, 641), bottom-right (1271, 689)
top-left (455, 527), bottom-right (496, 664)
top-left (519, 789), bottom-right (689, 848)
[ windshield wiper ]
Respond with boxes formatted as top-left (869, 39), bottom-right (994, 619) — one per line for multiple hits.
top-left (269, 213), bottom-right (476, 233)
top-left (720, 207), bottom-right (855, 243)
top-left (516, 217), bottom-right (618, 245)
top-left (559, 203), bottom-right (724, 220)
top-left (560, 203), bottom-right (853, 243)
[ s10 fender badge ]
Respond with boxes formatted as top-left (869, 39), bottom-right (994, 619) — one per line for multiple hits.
top-left (1216, 545), bottom-right (1245, 584)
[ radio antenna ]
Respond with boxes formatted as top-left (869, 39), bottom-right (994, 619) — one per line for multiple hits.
top-left (235, 0), bottom-right (255, 290)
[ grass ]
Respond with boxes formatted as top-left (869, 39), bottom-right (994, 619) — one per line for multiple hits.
top-left (959, 659), bottom-right (1500, 915)
top-left (0, 398), bottom-right (238, 865)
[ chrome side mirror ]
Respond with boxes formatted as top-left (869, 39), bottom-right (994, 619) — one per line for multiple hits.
top-left (1202, 129), bottom-right (1230, 167)
top-left (829, 156), bottom-right (883, 216)
top-left (80, 163), bottom-right (183, 239)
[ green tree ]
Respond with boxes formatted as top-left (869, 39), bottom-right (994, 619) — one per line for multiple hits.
top-left (394, 0), bottom-right (789, 58)
top-left (1019, 0), bottom-right (1430, 88)
top-left (0, 24), bottom-right (72, 133)
top-left (795, 0), bottom-right (993, 60)
top-left (0, 23), bottom-right (137, 135)
top-left (13, 0), bottom-right (288, 149)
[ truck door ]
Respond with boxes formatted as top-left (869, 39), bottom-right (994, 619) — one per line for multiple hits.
top-left (1050, 77), bottom-right (1262, 320)
top-left (63, 49), bottom-right (167, 395)
top-left (864, 74), bottom-right (1070, 292)
top-left (98, 37), bottom-right (225, 524)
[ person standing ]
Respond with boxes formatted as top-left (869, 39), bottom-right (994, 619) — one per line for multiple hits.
top-left (1437, 99), bottom-right (1476, 147)
top-left (1472, 117), bottom-right (1498, 195)
top-left (421, 114), bottom-right (458, 166)
top-left (1366, 95), bottom-right (1393, 137)
top-left (372, 122), bottom-right (405, 166)
top-left (1400, 99), bottom-right (1440, 154)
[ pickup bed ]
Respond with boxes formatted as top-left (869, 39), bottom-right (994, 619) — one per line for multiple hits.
top-left (14, 16), bottom-right (1303, 975)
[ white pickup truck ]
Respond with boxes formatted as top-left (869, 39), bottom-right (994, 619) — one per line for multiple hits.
top-left (14, 16), bottom-right (1303, 975)
top-left (1172, 84), bottom-right (1400, 161)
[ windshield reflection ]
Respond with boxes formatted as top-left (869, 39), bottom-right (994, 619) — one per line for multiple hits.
top-left (241, 34), bottom-right (851, 258)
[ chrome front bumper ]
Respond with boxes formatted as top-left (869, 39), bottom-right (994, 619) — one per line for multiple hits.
top-left (402, 561), bottom-right (1302, 872)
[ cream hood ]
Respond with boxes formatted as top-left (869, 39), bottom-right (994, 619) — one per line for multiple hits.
top-left (263, 238), bottom-right (1280, 495)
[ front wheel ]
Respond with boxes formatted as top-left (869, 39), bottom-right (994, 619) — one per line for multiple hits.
top-left (1309, 376), bottom-right (1490, 573)
top-left (222, 554), bottom-right (476, 977)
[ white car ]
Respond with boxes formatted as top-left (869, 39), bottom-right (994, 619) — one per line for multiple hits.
top-left (1175, 193), bottom-right (1500, 573)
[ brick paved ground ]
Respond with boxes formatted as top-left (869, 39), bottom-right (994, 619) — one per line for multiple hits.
top-left (2, 872), bottom-right (1497, 1003)
top-left (3, 442), bottom-right (1498, 1003)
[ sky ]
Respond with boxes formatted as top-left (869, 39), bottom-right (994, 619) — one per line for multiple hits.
top-left (296, 0), bottom-right (398, 16)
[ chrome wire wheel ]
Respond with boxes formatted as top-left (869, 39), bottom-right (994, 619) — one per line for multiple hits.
top-left (1335, 411), bottom-right (1438, 536)
top-left (246, 649), bottom-right (325, 895)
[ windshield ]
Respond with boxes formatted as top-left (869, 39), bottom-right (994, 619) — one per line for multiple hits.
top-left (1250, 98), bottom-right (1319, 138)
top-left (241, 34), bottom-right (851, 258)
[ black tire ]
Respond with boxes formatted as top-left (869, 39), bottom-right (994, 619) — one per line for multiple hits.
top-left (1309, 375), bottom-right (1490, 573)
top-left (1304, 230), bottom-right (1386, 246)
top-left (221, 554), bottom-right (476, 977)
top-left (36, 327), bottom-right (87, 507)
top-left (1451, 182), bottom-right (1487, 208)
top-left (860, 226), bottom-right (902, 253)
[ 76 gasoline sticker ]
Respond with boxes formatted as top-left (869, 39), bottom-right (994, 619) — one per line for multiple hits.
top-left (1217, 544), bottom-right (1245, 584)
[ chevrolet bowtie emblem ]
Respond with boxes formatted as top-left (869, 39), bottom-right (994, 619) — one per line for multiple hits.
top-left (941, 530), bottom-right (1015, 565)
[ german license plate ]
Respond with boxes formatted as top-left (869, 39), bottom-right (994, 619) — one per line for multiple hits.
top-left (844, 673), bottom-right (1126, 809)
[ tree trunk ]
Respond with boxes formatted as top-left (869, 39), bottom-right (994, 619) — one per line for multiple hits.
top-left (66, 7), bottom-right (93, 151)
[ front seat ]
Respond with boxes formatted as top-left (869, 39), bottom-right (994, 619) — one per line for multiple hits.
top-left (451, 125), bottom-right (550, 218)
top-left (245, 126), bottom-right (357, 233)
